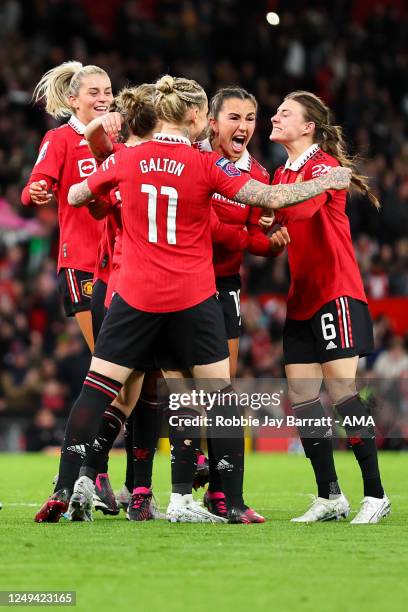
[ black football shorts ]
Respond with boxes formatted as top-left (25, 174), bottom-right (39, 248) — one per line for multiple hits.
top-left (283, 296), bottom-right (374, 365)
top-left (91, 279), bottom-right (107, 340)
top-left (58, 268), bottom-right (93, 317)
top-left (216, 274), bottom-right (242, 340)
top-left (93, 293), bottom-right (229, 371)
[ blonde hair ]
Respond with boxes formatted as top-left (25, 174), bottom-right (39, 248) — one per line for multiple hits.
top-left (33, 61), bottom-right (109, 119)
top-left (285, 91), bottom-right (380, 209)
top-left (154, 74), bottom-right (207, 124)
top-left (114, 84), bottom-right (157, 138)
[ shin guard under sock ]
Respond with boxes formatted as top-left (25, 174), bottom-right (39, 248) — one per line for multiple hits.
top-left (336, 394), bottom-right (384, 498)
top-left (293, 398), bottom-right (340, 499)
top-left (207, 436), bottom-right (223, 493)
top-left (55, 371), bottom-right (123, 494)
top-left (81, 405), bottom-right (126, 480)
top-left (207, 385), bottom-right (245, 509)
top-left (124, 411), bottom-right (134, 492)
top-left (168, 406), bottom-right (201, 495)
top-left (132, 397), bottom-right (164, 489)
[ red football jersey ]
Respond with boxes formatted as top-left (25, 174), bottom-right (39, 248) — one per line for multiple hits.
top-left (94, 142), bottom-right (126, 284)
top-left (197, 139), bottom-right (271, 277)
top-left (87, 133), bottom-right (250, 312)
top-left (94, 189), bottom-right (122, 284)
top-left (273, 144), bottom-right (367, 320)
top-left (22, 116), bottom-right (103, 273)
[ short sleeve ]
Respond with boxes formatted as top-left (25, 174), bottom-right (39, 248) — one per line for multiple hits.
top-left (276, 157), bottom-right (339, 223)
top-left (32, 130), bottom-right (65, 182)
top-left (87, 152), bottom-right (120, 197)
top-left (206, 152), bottom-right (251, 200)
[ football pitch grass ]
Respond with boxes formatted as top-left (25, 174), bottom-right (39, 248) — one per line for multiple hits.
top-left (0, 451), bottom-right (407, 612)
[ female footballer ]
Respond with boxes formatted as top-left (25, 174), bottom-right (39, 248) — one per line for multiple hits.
top-left (270, 91), bottom-right (390, 524)
top-left (61, 76), bottom-right (350, 524)
top-left (21, 61), bottom-right (113, 351)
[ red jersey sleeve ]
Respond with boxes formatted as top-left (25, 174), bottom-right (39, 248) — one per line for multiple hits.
top-left (21, 130), bottom-right (65, 205)
top-left (206, 153), bottom-right (251, 201)
top-left (278, 158), bottom-right (339, 223)
top-left (245, 210), bottom-right (272, 256)
top-left (245, 167), bottom-right (273, 257)
top-left (210, 208), bottom-right (249, 251)
top-left (31, 130), bottom-right (65, 183)
top-left (87, 152), bottom-right (120, 198)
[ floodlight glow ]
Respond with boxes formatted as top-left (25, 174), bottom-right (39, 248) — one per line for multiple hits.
top-left (266, 12), bottom-right (280, 26)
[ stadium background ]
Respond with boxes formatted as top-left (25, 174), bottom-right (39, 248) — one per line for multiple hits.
top-left (0, 0), bottom-right (407, 452)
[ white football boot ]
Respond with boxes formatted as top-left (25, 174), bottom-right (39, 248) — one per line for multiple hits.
top-left (68, 476), bottom-right (95, 522)
top-left (350, 495), bottom-right (391, 524)
top-left (291, 493), bottom-right (350, 522)
top-left (166, 493), bottom-right (227, 523)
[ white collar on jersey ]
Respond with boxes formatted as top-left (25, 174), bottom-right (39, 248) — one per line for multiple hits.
top-left (196, 138), bottom-right (252, 172)
top-left (284, 143), bottom-right (320, 171)
top-left (68, 115), bottom-right (87, 135)
top-left (153, 132), bottom-right (191, 146)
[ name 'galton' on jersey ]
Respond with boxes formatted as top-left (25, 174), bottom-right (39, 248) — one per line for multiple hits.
top-left (87, 133), bottom-right (251, 313)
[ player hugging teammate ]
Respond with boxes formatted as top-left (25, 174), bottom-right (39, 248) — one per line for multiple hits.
top-left (28, 65), bottom-right (358, 525)
top-left (270, 91), bottom-right (390, 524)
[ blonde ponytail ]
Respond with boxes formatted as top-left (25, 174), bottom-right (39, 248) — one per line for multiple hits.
top-left (33, 61), bottom-right (109, 119)
top-left (154, 74), bottom-right (207, 124)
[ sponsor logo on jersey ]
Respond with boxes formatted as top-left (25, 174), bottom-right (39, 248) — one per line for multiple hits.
top-left (212, 192), bottom-right (246, 208)
top-left (215, 157), bottom-right (242, 177)
top-left (78, 157), bottom-right (97, 177)
top-left (35, 141), bottom-right (49, 165)
top-left (81, 279), bottom-right (93, 298)
top-left (311, 163), bottom-right (332, 177)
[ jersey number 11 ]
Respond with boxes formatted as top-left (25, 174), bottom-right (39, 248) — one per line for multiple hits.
top-left (142, 184), bottom-right (178, 244)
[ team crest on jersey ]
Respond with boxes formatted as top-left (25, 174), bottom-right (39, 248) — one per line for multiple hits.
top-left (295, 173), bottom-right (304, 183)
top-left (215, 157), bottom-right (241, 177)
top-left (35, 141), bottom-right (49, 165)
top-left (78, 158), bottom-right (97, 177)
top-left (311, 163), bottom-right (332, 177)
top-left (81, 279), bottom-right (93, 298)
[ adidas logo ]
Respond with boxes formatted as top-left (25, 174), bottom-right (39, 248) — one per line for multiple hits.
top-left (67, 444), bottom-right (86, 456)
top-left (216, 459), bottom-right (234, 471)
top-left (79, 138), bottom-right (88, 146)
top-left (326, 340), bottom-right (337, 350)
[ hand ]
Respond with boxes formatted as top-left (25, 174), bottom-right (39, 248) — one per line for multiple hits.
top-left (324, 166), bottom-right (352, 191)
top-left (269, 225), bottom-right (290, 251)
top-left (88, 199), bottom-right (109, 220)
top-left (259, 213), bottom-right (275, 228)
top-left (29, 180), bottom-right (52, 205)
top-left (101, 112), bottom-right (123, 141)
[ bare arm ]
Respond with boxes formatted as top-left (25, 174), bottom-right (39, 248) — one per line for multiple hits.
top-left (233, 167), bottom-right (352, 210)
top-left (85, 112), bottom-right (122, 161)
top-left (68, 180), bottom-right (94, 207)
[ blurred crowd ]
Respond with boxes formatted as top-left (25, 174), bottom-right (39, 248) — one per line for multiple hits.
top-left (0, 0), bottom-right (407, 450)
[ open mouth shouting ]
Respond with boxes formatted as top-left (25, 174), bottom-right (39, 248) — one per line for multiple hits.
top-left (231, 134), bottom-right (246, 154)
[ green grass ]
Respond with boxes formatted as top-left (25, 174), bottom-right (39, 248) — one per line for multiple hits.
top-left (0, 452), bottom-right (406, 612)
